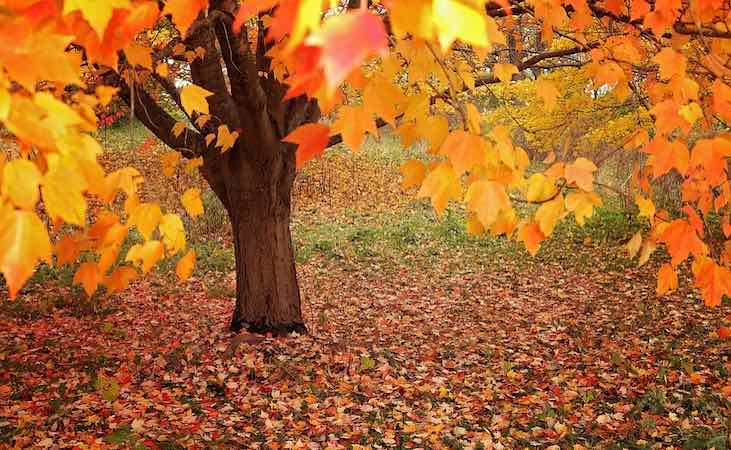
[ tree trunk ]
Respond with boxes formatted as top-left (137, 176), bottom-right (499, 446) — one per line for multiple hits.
top-left (226, 185), bottom-right (305, 335)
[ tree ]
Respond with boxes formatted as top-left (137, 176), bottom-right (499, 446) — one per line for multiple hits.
top-left (0, 0), bottom-right (730, 333)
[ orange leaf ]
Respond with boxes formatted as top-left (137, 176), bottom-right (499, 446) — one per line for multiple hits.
top-left (439, 130), bottom-right (487, 176)
top-left (163, 0), bottom-right (209, 35)
top-left (176, 249), bottom-right (196, 280)
top-left (73, 261), bottom-right (100, 297)
top-left (518, 221), bottom-right (545, 256)
top-left (0, 210), bottom-right (52, 298)
top-left (417, 163), bottom-right (461, 215)
top-left (332, 106), bottom-right (377, 152)
top-left (564, 157), bottom-right (597, 191)
top-left (660, 219), bottom-right (706, 266)
top-left (656, 263), bottom-right (677, 296)
top-left (719, 326), bottom-right (731, 339)
top-left (283, 123), bottom-right (330, 169)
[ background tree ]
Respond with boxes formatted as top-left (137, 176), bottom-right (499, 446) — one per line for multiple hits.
top-left (0, 0), bottom-right (730, 334)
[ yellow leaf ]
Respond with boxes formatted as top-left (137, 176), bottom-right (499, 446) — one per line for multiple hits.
top-left (333, 105), bottom-right (377, 151)
top-left (181, 188), bottom-right (204, 218)
top-left (98, 245), bottom-right (119, 274)
top-left (156, 63), bottom-right (169, 78)
top-left (363, 78), bottom-right (404, 126)
top-left (526, 173), bottom-right (557, 203)
top-left (127, 203), bottom-right (162, 240)
top-left (0, 210), bottom-right (52, 298)
top-left (125, 240), bottom-right (164, 274)
top-left (400, 159), bottom-right (426, 189)
top-left (636, 195), bottom-right (655, 220)
top-left (160, 152), bottom-right (181, 178)
top-left (493, 63), bottom-right (518, 83)
top-left (433, 0), bottom-right (488, 50)
top-left (159, 213), bottom-right (186, 254)
top-left (565, 191), bottom-right (602, 225)
top-left (171, 122), bottom-right (186, 138)
top-left (42, 163), bottom-right (87, 226)
top-left (465, 180), bottom-right (511, 228)
top-left (73, 262), bottom-right (100, 297)
top-left (2, 159), bottom-right (41, 210)
top-left (180, 84), bottom-right (213, 116)
top-left (415, 115), bottom-right (449, 153)
top-left (63, 0), bottom-right (131, 37)
top-left (176, 249), bottom-right (196, 280)
top-left (216, 125), bottom-right (239, 152)
top-left (417, 163), bottom-right (461, 215)
top-left (535, 196), bottom-right (565, 236)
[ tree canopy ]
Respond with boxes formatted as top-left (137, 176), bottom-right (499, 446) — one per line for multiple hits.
top-left (0, 0), bottom-right (730, 309)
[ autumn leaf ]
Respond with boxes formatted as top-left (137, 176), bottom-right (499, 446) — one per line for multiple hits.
top-left (493, 63), bottom-right (518, 83)
top-left (564, 157), bottom-right (597, 191)
top-left (465, 180), bottom-right (511, 228)
top-left (42, 163), bottom-right (87, 226)
top-left (535, 78), bottom-right (561, 112)
top-left (127, 203), bottom-right (162, 241)
top-left (305, 9), bottom-right (387, 91)
top-left (332, 106), bottom-right (377, 152)
top-left (160, 152), bottom-right (181, 178)
top-left (400, 159), bottom-right (426, 190)
top-left (439, 130), bottom-right (487, 176)
top-left (656, 263), bottom-right (678, 296)
top-left (181, 188), bottom-right (204, 218)
top-left (63, 0), bottom-right (131, 37)
top-left (180, 84), bottom-right (213, 116)
top-left (159, 214), bottom-right (186, 255)
top-left (660, 219), bottom-right (707, 266)
top-left (216, 125), bottom-right (239, 153)
top-left (163, 0), bottom-right (209, 35)
top-left (417, 163), bottom-right (461, 215)
top-left (0, 209), bottom-right (52, 298)
top-left (283, 123), bottom-right (330, 169)
top-left (626, 231), bottom-right (642, 258)
top-left (2, 159), bottom-right (41, 210)
top-left (176, 250), bottom-right (196, 280)
top-left (73, 262), bottom-right (100, 297)
top-left (125, 240), bottom-right (164, 274)
top-left (565, 191), bottom-right (602, 225)
top-left (104, 266), bottom-right (138, 295)
top-left (517, 221), bottom-right (545, 256)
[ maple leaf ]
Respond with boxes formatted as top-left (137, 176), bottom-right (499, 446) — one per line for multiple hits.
top-left (535, 196), bottom-right (565, 236)
top-left (163, 0), bottom-right (209, 35)
top-left (181, 188), bottom-right (204, 218)
top-left (104, 266), bottom-right (138, 295)
top-left (493, 63), bottom-right (518, 83)
top-left (2, 159), bottom-right (41, 210)
top-left (63, 0), bottom-right (131, 37)
top-left (42, 163), bottom-right (87, 226)
top-left (216, 125), bottom-right (240, 153)
top-left (660, 219), bottom-right (707, 266)
top-left (635, 195), bottom-right (655, 220)
top-left (306, 9), bottom-right (387, 91)
top-left (465, 180), bottom-right (511, 228)
top-left (176, 250), bottom-right (196, 280)
top-left (73, 262), bottom-right (100, 297)
top-left (526, 173), bottom-right (557, 203)
top-left (653, 47), bottom-right (686, 80)
top-left (159, 214), bottom-right (186, 255)
top-left (400, 159), bottom-right (426, 189)
top-left (417, 163), bottom-right (461, 215)
top-left (432, 0), bottom-right (488, 50)
top-left (565, 191), bottom-right (602, 225)
top-left (283, 123), bottom-right (330, 169)
top-left (656, 263), bottom-right (678, 296)
top-left (0, 209), bottom-right (52, 298)
top-left (160, 152), bottom-right (181, 178)
top-left (517, 221), bottom-right (545, 256)
top-left (125, 240), bottom-right (164, 274)
top-left (439, 130), bottom-right (487, 176)
top-left (128, 203), bottom-right (162, 241)
top-left (233, 0), bottom-right (280, 30)
top-left (564, 157), bottom-right (597, 191)
top-left (332, 106), bottom-right (377, 152)
top-left (692, 257), bottom-right (731, 307)
top-left (180, 84), bottom-right (213, 116)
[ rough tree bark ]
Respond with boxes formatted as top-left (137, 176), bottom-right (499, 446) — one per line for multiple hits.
top-left (110, 1), bottom-right (317, 335)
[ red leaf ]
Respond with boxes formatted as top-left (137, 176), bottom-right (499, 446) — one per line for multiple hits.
top-left (283, 123), bottom-right (331, 169)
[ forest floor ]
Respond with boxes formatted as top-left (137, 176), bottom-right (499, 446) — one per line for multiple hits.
top-left (1, 123), bottom-right (731, 449)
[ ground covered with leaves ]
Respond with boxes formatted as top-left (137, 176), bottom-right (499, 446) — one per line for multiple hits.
top-left (2, 128), bottom-right (731, 449)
